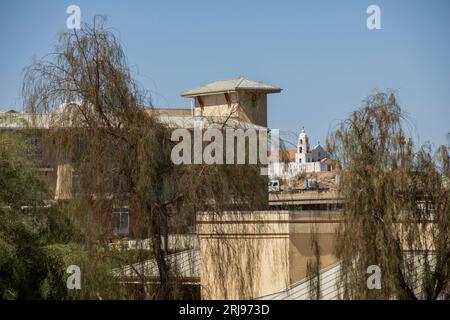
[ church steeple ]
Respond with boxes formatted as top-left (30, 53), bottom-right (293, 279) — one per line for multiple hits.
top-left (296, 127), bottom-right (309, 164)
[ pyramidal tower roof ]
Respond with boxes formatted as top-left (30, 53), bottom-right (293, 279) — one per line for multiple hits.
top-left (181, 77), bottom-right (282, 97)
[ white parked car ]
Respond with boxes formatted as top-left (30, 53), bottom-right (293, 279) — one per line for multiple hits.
top-left (268, 180), bottom-right (282, 192)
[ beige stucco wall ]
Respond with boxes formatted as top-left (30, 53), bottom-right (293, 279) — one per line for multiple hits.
top-left (198, 211), bottom-right (290, 299)
top-left (194, 91), bottom-right (268, 127)
top-left (288, 212), bottom-right (340, 284)
top-left (236, 91), bottom-right (267, 127)
top-left (195, 92), bottom-right (238, 119)
top-left (197, 210), bottom-right (341, 299)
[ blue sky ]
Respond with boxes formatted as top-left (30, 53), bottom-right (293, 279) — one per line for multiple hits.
top-left (1, 0), bottom-right (449, 147)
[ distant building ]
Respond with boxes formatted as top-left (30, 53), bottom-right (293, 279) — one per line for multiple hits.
top-left (269, 127), bottom-right (333, 179)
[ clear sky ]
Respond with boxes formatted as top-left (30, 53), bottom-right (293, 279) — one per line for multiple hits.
top-left (1, 0), bottom-right (449, 147)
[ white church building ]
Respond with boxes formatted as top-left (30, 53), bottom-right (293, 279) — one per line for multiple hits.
top-left (269, 127), bottom-right (333, 179)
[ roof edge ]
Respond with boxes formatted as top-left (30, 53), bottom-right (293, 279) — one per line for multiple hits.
top-left (181, 87), bottom-right (282, 98)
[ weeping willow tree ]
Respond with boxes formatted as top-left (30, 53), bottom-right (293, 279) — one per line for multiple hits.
top-left (22, 17), bottom-right (268, 299)
top-left (328, 91), bottom-right (450, 299)
top-left (306, 224), bottom-right (321, 300)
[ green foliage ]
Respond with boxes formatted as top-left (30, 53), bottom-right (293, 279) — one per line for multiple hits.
top-left (0, 131), bottom-right (47, 208)
top-left (0, 131), bottom-right (83, 299)
top-left (0, 206), bottom-right (81, 299)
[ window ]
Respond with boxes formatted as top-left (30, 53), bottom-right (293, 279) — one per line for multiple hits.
top-left (299, 147), bottom-right (302, 153)
top-left (299, 139), bottom-right (303, 145)
top-left (112, 206), bottom-right (129, 236)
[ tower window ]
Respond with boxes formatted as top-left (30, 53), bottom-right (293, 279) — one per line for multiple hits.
top-left (299, 147), bottom-right (302, 153)
top-left (300, 139), bottom-right (303, 145)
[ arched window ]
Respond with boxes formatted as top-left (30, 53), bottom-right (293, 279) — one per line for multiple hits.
top-left (299, 147), bottom-right (302, 153)
top-left (299, 139), bottom-right (303, 145)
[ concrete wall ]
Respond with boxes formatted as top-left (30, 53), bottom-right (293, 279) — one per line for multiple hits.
top-left (197, 210), bottom-right (341, 299)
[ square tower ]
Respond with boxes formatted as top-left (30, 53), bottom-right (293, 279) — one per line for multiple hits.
top-left (181, 77), bottom-right (281, 127)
